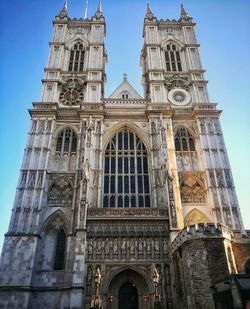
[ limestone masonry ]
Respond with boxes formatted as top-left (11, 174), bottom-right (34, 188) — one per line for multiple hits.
top-left (0, 2), bottom-right (249, 309)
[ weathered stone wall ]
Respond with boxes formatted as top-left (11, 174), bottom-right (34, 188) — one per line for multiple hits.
top-left (171, 224), bottom-right (230, 309)
top-left (232, 237), bottom-right (250, 273)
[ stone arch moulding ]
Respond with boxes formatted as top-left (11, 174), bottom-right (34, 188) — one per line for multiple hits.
top-left (53, 124), bottom-right (79, 139)
top-left (39, 209), bottom-right (71, 234)
top-left (102, 122), bottom-right (151, 154)
top-left (65, 35), bottom-right (89, 50)
top-left (102, 265), bottom-right (154, 295)
top-left (184, 208), bottom-right (209, 226)
top-left (173, 125), bottom-right (197, 139)
top-left (161, 37), bottom-right (185, 50)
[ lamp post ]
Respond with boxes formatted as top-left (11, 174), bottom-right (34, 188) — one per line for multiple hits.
top-left (91, 266), bottom-right (102, 309)
top-left (153, 268), bottom-right (161, 309)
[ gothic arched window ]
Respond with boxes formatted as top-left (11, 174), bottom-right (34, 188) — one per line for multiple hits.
top-left (165, 43), bottom-right (182, 72)
top-left (54, 228), bottom-right (66, 270)
top-left (56, 128), bottom-right (77, 154)
top-left (174, 127), bottom-right (195, 152)
top-left (68, 42), bottom-right (85, 72)
top-left (103, 129), bottom-right (150, 208)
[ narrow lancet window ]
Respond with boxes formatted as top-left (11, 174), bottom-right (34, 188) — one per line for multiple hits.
top-left (174, 127), bottom-right (195, 152)
top-left (54, 228), bottom-right (66, 270)
top-left (68, 42), bottom-right (85, 72)
top-left (165, 44), bottom-right (182, 72)
top-left (56, 128), bottom-right (77, 155)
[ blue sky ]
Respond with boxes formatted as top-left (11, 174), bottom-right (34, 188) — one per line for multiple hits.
top-left (0, 0), bottom-right (249, 251)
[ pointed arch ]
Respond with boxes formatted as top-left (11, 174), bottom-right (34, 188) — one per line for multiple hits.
top-left (53, 126), bottom-right (78, 155)
top-left (65, 36), bottom-right (89, 50)
top-left (102, 122), bottom-right (150, 153)
top-left (38, 210), bottom-right (69, 271)
top-left (184, 208), bottom-right (209, 226)
top-left (53, 124), bottom-right (79, 138)
top-left (161, 37), bottom-right (185, 50)
top-left (102, 125), bottom-right (151, 208)
top-left (174, 126), bottom-right (197, 152)
top-left (41, 210), bottom-right (70, 234)
top-left (161, 38), bottom-right (184, 73)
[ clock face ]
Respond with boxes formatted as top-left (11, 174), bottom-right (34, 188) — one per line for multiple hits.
top-left (65, 89), bottom-right (79, 102)
top-left (168, 88), bottom-right (191, 106)
top-left (59, 87), bottom-right (84, 106)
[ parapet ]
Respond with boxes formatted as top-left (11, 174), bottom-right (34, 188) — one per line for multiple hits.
top-left (171, 223), bottom-right (232, 252)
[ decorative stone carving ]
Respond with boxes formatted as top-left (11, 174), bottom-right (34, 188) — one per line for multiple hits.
top-left (167, 175), bottom-right (177, 228)
top-left (37, 120), bottom-right (45, 134)
top-left (199, 119), bottom-right (206, 135)
top-left (27, 171), bottom-right (36, 189)
top-left (48, 177), bottom-right (74, 205)
top-left (224, 170), bottom-right (232, 188)
top-left (31, 120), bottom-right (37, 133)
top-left (20, 171), bottom-right (28, 187)
top-left (209, 170), bottom-right (216, 187)
top-left (179, 173), bottom-right (206, 203)
top-left (185, 209), bottom-right (208, 225)
top-left (165, 75), bottom-right (191, 90)
top-left (216, 170), bottom-right (225, 188)
top-left (59, 76), bottom-right (85, 106)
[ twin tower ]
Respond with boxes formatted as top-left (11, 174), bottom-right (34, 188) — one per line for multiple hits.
top-left (0, 2), bottom-right (249, 309)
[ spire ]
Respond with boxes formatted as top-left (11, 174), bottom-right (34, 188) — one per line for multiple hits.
top-left (145, 3), bottom-right (155, 20)
top-left (97, 0), bottom-right (102, 13)
top-left (84, 0), bottom-right (89, 19)
top-left (94, 0), bottom-right (103, 19)
top-left (180, 4), bottom-right (192, 21)
top-left (63, 0), bottom-right (68, 12)
top-left (58, 0), bottom-right (68, 19)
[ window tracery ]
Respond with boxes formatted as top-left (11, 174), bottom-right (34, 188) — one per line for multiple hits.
top-left (174, 127), bottom-right (195, 152)
top-left (68, 42), bottom-right (85, 72)
top-left (56, 128), bottom-right (77, 155)
top-left (48, 177), bottom-right (74, 206)
top-left (165, 43), bottom-right (182, 72)
top-left (103, 129), bottom-right (150, 208)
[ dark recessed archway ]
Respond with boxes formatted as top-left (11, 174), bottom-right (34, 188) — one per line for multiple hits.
top-left (118, 281), bottom-right (138, 309)
top-left (107, 268), bottom-right (151, 309)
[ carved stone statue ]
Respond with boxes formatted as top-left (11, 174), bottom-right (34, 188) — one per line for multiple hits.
top-left (82, 159), bottom-right (90, 183)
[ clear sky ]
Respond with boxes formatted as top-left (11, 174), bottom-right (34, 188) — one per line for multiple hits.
top-left (0, 0), bottom-right (249, 251)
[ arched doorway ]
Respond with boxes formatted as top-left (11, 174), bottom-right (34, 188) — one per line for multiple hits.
top-left (118, 281), bottom-right (138, 309)
top-left (106, 269), bottom-right (151, 309)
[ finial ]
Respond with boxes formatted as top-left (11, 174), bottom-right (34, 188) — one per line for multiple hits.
top-left (97, 0), bottom-right (102, 13)
top-left (64, 0), bottom-right (68, 12)
top-left (58, 0), bottom-right (68, 18)
top-left (145, 3), bottom-right (154, 20)
top-left (180, 4), bottom-right (191, 21)
top-left (123, 73), bottom-right (127, 82)
top-left (94, 0), bottom-right (103, 19)
top-left (84, 0), bottom-right (89, 19)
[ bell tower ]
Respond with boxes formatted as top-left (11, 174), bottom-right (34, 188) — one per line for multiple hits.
top-left (42, 0), bottom-right (106, 105)
top-left (0, 2), bottom-right (107, 308)
top-left (141, 4), bottom-right (244, 232)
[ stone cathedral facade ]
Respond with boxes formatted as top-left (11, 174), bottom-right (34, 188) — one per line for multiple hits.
top-left (0, 3), bottom-right (250, 309)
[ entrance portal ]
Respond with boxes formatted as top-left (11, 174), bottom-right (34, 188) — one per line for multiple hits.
top-left (118, 281), bottom-right (138, 309)
top-left (106, 269), bottom-right (150, 309)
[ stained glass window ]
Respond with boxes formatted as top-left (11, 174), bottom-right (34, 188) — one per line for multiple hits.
top-left (103, 129), bottom-right (150, 208)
